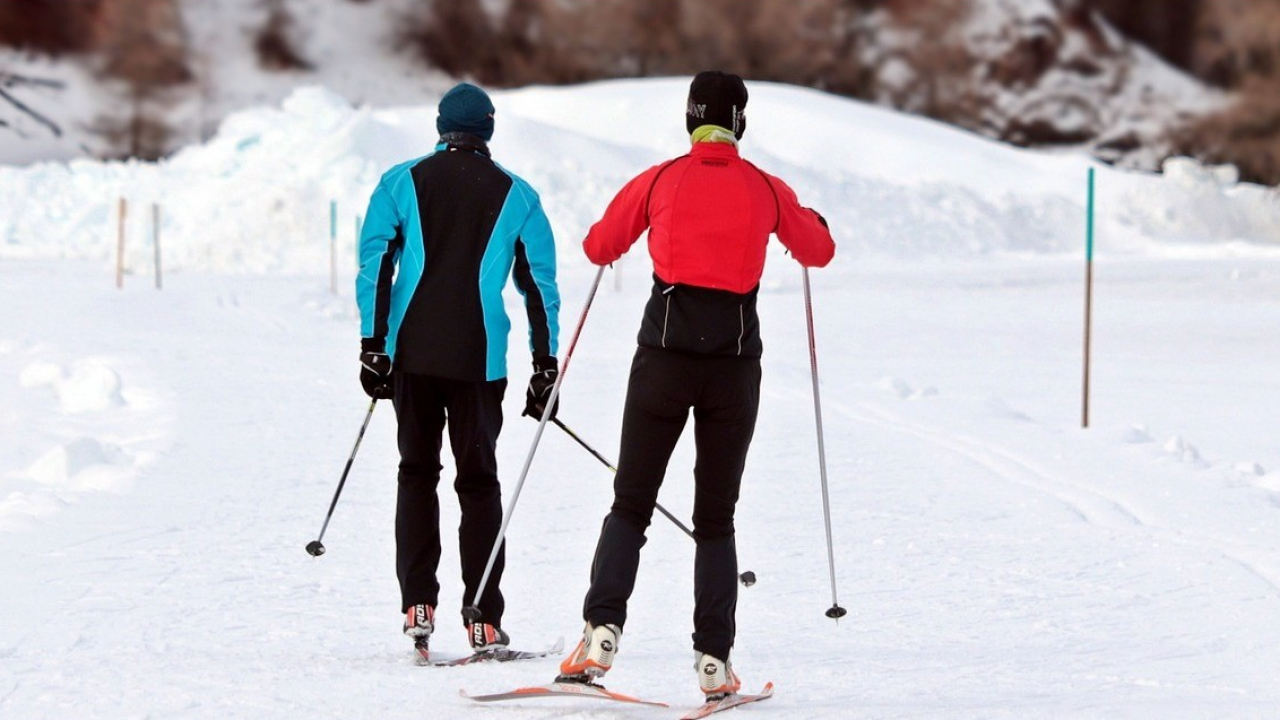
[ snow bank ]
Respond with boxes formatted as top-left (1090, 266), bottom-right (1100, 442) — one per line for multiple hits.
top-left (1, 80), bottom-right (1278, 274)
top-left (20, 358), bottom-right (125, 414)
top-left (2, 346), bottom-right (149, 533)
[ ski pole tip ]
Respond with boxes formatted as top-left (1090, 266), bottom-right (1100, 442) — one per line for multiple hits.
top-left (461, 605), bottom-right (483, 623)
top-left (739, 570), bottom-right (757, 587)
top-left (305, 540), bottom-right (326, 557)
top-left (825, 605), bottom-right (847, 620)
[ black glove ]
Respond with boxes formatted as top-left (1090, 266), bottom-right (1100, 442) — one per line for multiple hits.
top-left (359, 343), bottom-right (394, 400)
top-left (522, 356), bottom-right (559, 421)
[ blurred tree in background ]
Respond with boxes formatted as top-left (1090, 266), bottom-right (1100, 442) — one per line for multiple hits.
top-left (1166, 0), bottom-right (1280, 184)
top-left (93, 0), bottom-right (192, 160)
top-left (254, 0), bottom-right (312, 72)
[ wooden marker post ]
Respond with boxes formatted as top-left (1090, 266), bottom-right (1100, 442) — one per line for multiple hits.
top-left (330, 200), bottom-right (338, 295)
top-left (116, 198), bottom-right (127, 289)
top-left (355, 214), bottom-right (363, 271)
top-left (152, 202), bottom-right (162, 290)
top-left (1082, 167), bottom-right (1095, 428)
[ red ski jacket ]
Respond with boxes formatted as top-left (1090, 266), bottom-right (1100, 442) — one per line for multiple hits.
top-left (584, 141), bottom-right (835, 356)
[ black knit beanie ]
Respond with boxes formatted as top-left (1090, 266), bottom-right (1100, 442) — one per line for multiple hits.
top-left (685, 71), bottom-right (748, 140)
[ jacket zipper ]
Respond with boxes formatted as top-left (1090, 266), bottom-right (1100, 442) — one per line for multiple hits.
top-left (737, 304), bottom-right (745, 355)
top-left (662, 292), bottom-right (673, 348)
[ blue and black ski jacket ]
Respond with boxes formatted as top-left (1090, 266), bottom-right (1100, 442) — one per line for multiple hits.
top-left (357, 132), bottom-right (560, 382)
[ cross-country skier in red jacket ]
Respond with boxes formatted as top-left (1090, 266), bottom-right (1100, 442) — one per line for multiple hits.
top-left (558, 71), bottom-right (835, 699)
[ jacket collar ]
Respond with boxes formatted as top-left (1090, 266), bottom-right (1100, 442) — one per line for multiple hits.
top-left (436, 132), bottom-right (491, 156)
top-left (690, 141), bottom-right (740, 159)
top-left (690, 124), bottom-right (739, 146)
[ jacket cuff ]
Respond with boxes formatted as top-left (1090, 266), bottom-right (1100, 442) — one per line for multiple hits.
top-left (361, 337), bottom-right (386, 353)
top-left (533, 355), bottom-right (559, 374)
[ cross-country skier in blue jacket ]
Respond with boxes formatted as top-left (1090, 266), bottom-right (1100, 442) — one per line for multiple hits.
top-left (355, 82), bottom-right (560, 661)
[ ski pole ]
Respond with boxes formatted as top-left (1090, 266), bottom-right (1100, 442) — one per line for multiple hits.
top-left (552, 417), bottom-right (757, 587)
top-left (463, 267), bottom-right (606, 623)
top-left (803, 268), bottom-right (846, 620)
top-left (306, 398), bottom-right (378, 557)
top-left (551, 417), bottom-right (695, 538)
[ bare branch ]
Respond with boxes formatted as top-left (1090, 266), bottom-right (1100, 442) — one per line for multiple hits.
top-left (0, 72), bottom-right (66, 91)
top-left (0, 84), bottom-right (63, 138)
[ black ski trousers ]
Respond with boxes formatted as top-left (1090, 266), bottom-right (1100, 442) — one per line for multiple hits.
top-left (393, 371), bottom-right (507, 626)
top-left (583, 346), bottom-right (761, 661)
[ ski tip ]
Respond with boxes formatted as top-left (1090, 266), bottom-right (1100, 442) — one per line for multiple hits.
top-left (680, 683), bottom-right (775, 719)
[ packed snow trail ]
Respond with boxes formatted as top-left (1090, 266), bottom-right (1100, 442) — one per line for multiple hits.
top-left (2, 256), bottom-right (1279, 719)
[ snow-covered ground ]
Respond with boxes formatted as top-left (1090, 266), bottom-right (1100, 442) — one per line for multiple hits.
top-left (2, 80), bottom-right (1279, 719)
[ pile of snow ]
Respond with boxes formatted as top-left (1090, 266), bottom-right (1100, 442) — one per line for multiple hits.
top-left (20, 358), bottom-right (125, 414)
top-left (0, 348), bottom-right (152, 533)
top-left (2, 80), bottom-right (1278, 277)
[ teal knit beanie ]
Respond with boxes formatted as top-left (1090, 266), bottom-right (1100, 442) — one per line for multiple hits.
top-left (436, 83), bottom-right (495, 141)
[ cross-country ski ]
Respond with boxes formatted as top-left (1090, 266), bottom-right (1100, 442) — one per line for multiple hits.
top-left (417, 637), bottom-right (564, 667)
top-left (459, 681), bottom-right (669, 707)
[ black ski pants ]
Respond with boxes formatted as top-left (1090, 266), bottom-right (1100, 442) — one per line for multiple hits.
top-left (392, 372), bottom-right (507, 626)
top-left (583, 346), bottom-right (761, 661)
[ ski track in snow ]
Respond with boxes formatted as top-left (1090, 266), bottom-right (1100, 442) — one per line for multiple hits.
top-left (820, 392), bottom-right (1280, 595)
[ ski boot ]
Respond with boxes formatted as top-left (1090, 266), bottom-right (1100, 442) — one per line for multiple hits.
top-left (557, 623), bottom-right (621, 682)
top-left (467, 622), bottom-right (511, 652)
top-left (695, 652), bottom-right (741, 701)
top-left (404, 604), bottom-right (435, 661)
